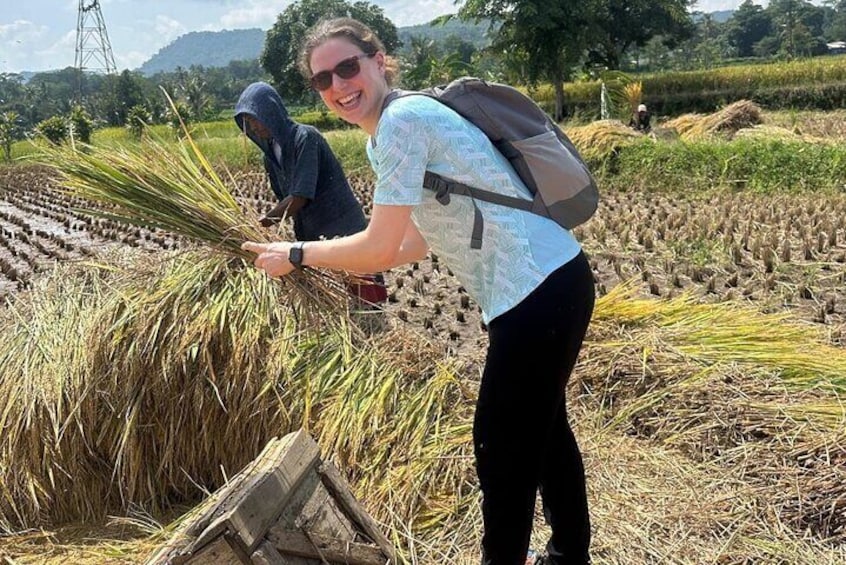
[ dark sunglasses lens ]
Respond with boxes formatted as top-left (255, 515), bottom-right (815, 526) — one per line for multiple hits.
top-left (311, 71), bottom-right (332, 91)
top-left (335, 58), bottom-right (361, 79)
top-left (310, 56), bottom-right (366, 91)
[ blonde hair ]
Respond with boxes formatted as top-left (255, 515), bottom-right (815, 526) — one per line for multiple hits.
top-left (299, 18), bottom-right (399, 87)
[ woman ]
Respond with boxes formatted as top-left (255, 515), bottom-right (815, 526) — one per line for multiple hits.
top-left (241, 18), bottom-right (595, 565)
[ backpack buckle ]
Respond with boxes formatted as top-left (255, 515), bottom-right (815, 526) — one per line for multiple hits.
top-left (428, 176), bottom-right (451, 205)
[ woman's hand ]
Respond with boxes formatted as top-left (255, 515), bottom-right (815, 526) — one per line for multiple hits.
top-left (241, 241), bottom-right (295, 277)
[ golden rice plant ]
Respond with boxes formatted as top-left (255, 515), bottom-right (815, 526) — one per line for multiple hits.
top-left (5, 241), bottom-right (846, 555)
top-left (669, 100), bottom-right (764, 141)
top-left (664, 113), bottom-right (704, 137)
top-left (593, 282), bottom-right (846, 391)
top-left (733, 124), bottom-right (833, 145)
top-left (566, 119), bottom-right (644, 163)
top-left (0, 254), bottom-right (479, 562)
top-left (622, 81), bottom-right (643, 114)
top-left (34, 128), bottom-right (265, 259)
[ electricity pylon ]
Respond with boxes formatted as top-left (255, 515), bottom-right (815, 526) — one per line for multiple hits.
top-left (74, 0), bottom-right (117, 76)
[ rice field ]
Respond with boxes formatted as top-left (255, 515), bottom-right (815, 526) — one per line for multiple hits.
top-left (0, 109), bottom-right (844, 564)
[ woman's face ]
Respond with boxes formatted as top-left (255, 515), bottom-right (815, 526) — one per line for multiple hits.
top-left (309, 37), bottom-right (388, 135)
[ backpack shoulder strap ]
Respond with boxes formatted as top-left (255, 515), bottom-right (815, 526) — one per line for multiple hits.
top-left (371, 89), bottom-right (434, 148)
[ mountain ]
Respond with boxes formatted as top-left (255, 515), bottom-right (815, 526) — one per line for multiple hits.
top-left (711, 10), bottom-right (734, 23)
top-left (138, 28), bottom-right (265, 76)
top-left (693, 9), bottom-right (734, 24)
top-left (397, 19), bottom-right (491, 54)
top-left (136, 20), bottom-right (492, 75)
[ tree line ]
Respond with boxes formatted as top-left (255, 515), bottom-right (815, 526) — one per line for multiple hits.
top-left (2, 0), bottom-right (845, 156)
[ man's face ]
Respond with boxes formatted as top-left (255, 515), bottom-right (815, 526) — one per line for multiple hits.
top-left (243, 115), bottom-right (271, 141)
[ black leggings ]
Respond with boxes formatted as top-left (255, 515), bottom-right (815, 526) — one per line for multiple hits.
top-left (475, 252), bottom-right (595, 565)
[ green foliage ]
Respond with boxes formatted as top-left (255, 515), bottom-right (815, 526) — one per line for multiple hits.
top-left (165, 100), bottom-right (192, 138)
top-left (261, 0), bottom-right (400, 104)
top-left (0, 112), bottom-right (22, 162)
top-left (69, 106), bottom-right (93, 144)
top-left (539, 55), bottom-right (846, 117)
top-left (292, 110), bottom-right (351, 131)
top-left (324, 129), bottom-right (370, 178)
top-left (587, 0), bottom-right (693, 69)
top-left (36, 116), bottom-right (69, 145)
top-left (397, 19), bottom-right (491, 56)
top-left (125, 105), bottom-right (152, 138)
top-left (603, 137), bottom-right (846, 194)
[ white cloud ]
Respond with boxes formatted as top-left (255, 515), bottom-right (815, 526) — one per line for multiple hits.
top-left (154, 15), bottom-right (187, 41)
top-left (117, 50), bottom-right (151, 71)
top-left (0, 20), bottom-right (48, 45)
top-left (219, 0), bottom-right (290, 29)
top-left (0, 20), bottom-right (52, 72)
top-left (377, 0), bottom-right (456, 26)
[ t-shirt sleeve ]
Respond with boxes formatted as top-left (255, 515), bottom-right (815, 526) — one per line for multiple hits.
top-left (369, 105), bottom-right (430, 206)
top-left (289, 130), bottom-right (319, 200)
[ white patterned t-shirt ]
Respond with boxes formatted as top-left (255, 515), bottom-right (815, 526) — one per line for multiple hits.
top-left (367, 95), bottom-right (582, 323)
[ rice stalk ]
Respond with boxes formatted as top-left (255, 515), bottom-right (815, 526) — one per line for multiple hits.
top-left (592, 282), bottom-right (846, 391)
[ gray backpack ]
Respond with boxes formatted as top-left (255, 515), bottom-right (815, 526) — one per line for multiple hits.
top-left (379, 77), bottom-right (599, 249)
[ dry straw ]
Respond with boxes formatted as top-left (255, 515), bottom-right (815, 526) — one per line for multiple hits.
top-left (566, 119), bottom-right (644, 163)
top-left (3, 267), bottom-right (846, 559)
top-left (666, 99), bottom-right (764, 141)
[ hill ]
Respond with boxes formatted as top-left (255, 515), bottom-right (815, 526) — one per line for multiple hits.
top-left (135, 20), bottom-right (492, 75)
top-left (138, 29), bottom-right (265, 76)
top-left (397, 18), bottom-right (491, 54)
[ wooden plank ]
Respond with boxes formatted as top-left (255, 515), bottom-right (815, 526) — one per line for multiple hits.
top-left (217, 430), bottom-right (321, 554)
top-left (266, 530), bottom-right (388, 565)
top-left (316, 463), bottom-right (396, 563)
top-left (250, 539), bottom-right (321, 564)
top-left (182, 536), bottom-right (245, 565)
top-left (249, 540), bottom-right (284, 565)
top-left (148, 431), bottom-right (319, 564)
top-left (149, 434), bottom-right (295, 564)
top-left (277, 471), bottom-right (356, 540)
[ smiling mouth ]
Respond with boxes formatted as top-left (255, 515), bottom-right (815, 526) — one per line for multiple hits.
top-left (337, 91), bottom-right (361, 108)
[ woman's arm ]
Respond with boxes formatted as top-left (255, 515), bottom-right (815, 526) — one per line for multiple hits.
top-left (242, 203), bottom-right (428, 277)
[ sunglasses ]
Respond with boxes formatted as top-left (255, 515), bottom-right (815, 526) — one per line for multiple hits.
top-left (310, 52), bottom-right (376, 91)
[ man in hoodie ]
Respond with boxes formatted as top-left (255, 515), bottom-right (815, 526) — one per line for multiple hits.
top-left (235, 81), bottom-right (387, 307)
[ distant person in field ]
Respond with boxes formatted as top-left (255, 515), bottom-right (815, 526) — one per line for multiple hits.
top-left (234, 81), bottom-right (386, 307)
top-left (629, 103), bottom-right (651, 133)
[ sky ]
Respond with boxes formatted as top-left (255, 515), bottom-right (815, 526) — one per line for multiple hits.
top-left (0, 1), bottom-right (759, 74)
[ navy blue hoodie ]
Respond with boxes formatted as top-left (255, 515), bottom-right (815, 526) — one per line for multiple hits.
top-left (234, 82), bottom-right (367, 241)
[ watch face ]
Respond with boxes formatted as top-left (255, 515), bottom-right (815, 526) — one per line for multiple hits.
top-left (289, 244), bottom-right (304, 268)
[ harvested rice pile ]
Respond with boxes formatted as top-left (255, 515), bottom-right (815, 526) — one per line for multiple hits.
top-left (733, 124), bottom-right (833, 144)
top-left (666, 99), bottom-right (763, 141)
top-left (566, 119), bottom-right (645, 164)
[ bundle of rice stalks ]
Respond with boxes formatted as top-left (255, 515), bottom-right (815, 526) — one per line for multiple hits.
top-left (669, 100), bottom-right (763, 141)
top-left (664, 113), bottom-right (704, 137)
top-left (622, 81), bottom-right (643, 114)
top-left (0, 254), bottom-right (479, 562)
top-left (579, 282), bottom-right (846, 544)
top-left (591, 282), bottom-right (846, 393)
top-left (34, 129), bottom-right (266, 260)
top-left (566, 119), bottom-right (644, 164)
top-left (733, 124), bottom-right (832, 145)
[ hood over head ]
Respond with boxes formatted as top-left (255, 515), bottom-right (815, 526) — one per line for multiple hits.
top-left (234, 82), bottom-right (295, 153)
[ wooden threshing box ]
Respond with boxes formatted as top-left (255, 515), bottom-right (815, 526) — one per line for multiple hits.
top-left (148, 430), bottom-right (396, 564)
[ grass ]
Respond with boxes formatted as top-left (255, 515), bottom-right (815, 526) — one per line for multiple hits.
top-left (601, 136), bottom-right (846, 193)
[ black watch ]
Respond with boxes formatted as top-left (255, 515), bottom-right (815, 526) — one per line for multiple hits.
top-left (288, 241), bottom-right (305, 269)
